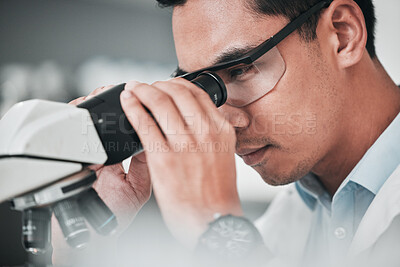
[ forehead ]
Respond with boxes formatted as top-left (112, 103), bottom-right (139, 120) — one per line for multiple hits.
top-left (172, 0), bottom-right (284, 72)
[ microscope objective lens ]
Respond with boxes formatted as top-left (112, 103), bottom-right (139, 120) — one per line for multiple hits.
top-left (53, 199), bottom-right (90, 248)
top-left (22, 207), bottom-right (52, 254)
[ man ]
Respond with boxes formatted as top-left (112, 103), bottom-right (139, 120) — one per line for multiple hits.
top-left (53, 0), bottom-right (400, 266)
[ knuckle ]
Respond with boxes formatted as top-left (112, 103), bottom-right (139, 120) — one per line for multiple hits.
top-left (178, 88), bottom-right (194, 99)
top-left (130, 83), bottom-right (152, 99)
top-left (125, 81), bottom-right (142, 91)
top-left (172, 85), bottom-right (195, 100)
top-left (195, 89), bottom-right (211, 101)
top-left (152, 92), bottom-right (170, 105)
top-left (154, 81), bottom-right (189, 96)
top-left (151, 81), bottom-right (165, 88)
top-left (131, 83), bottom-right (147, 92)
top-left (172, 87), bottom-right (194, 101)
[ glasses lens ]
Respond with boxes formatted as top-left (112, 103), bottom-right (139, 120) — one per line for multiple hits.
top-left (215, 46), bottom-right (286, 107)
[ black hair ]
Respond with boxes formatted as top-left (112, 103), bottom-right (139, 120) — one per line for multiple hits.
top-left (156, 0), bottom-right (376, 58)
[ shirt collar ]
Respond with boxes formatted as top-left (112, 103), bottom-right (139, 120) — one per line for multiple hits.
top-left (296, 112), bottom-right (400, 210)
top-left (295, 173), bottom-right (321, 210)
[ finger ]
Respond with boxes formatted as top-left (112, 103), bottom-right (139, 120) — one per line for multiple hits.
top-left (169, 78), bottom-right (231, 135)
top-left (151, 80), bottom-right (208, 135)
top-left (86, 85), bottom-right (115, 100)
top-left (93, 163), bottom-right (126, 192)
top-left (169, 78), bottom-right (227, 122)
top-left (120, 88), bottom-right (169, 156)
top-left (68, 85), bottom-right (116, 106)
top-left (90, 163), bottom-right (146, 229)
top-left (125, 81), bottom-right (192, 145)
top-left (170, 78), bottom-right (223, 115)
top-left (68, 96), bottom-right (86, 106)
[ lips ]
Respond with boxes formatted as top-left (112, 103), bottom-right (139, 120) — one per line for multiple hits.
top-left (237, 145), bottom-right (271, 166)
top-left (237, 147), bottom-right (265, 156)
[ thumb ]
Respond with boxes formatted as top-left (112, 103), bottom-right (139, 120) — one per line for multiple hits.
top-left (126, 152), bottom-right (152, 203)
top-left (93, 163), bottom-right (126, 193)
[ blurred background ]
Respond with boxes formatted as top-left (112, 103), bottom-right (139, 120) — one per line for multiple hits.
top-left (0, 0), bottom-right (399, 265)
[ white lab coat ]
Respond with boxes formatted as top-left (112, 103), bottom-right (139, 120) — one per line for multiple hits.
top-left (255, 164), bottom-right (400, 267)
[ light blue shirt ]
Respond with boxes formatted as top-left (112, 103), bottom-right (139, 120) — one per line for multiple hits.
top-left (295, 112), bottom-right (400, 266)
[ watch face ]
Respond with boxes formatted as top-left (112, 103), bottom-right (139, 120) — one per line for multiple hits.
top-left (199, 215), bottom-right (262, 259)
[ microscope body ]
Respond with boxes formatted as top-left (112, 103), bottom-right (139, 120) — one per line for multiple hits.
top-left (0, 99), bottom-right (107, 202)
top-left (0, 72), bottom-right (227, 254)
top-left (0, 98), bottom-right (118, 252)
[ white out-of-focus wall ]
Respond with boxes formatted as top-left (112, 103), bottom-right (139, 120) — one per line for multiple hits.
top-left (236, 0), bottom-right (400, 203)
top-left (375, 0), bottom-right (400, 84)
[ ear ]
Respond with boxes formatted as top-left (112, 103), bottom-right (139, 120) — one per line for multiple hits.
top-left (320, 0), bottom-right (368, 69)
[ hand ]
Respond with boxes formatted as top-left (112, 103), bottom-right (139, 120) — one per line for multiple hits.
top-left (120, 78), bottom-right (242, 248)
top-left (52, 85), bottom-right (152, 265)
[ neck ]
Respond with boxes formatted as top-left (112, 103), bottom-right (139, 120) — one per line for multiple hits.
top-left (312, 55), bottom-right (400, 196)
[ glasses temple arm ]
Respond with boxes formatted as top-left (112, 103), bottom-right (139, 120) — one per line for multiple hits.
top-left (250, 0), bottom-right (333, 60)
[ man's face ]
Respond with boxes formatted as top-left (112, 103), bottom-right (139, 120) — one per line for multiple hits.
top-left (173, 0), bottom-right (345, 185)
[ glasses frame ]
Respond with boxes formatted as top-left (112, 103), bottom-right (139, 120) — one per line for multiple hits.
top-left (180, 0), bottom-right (333, 81)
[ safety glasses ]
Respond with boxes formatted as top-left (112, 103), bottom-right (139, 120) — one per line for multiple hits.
top-left (178, 0), bottom-right (333, 107)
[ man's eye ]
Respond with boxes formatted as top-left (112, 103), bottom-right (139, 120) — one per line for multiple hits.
top-left (229, 65), bottom-right (254, 80)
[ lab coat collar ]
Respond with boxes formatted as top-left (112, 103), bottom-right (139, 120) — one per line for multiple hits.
top-left (349, 164), bottom-right (400, 255)
top-left (343, 112), bottom-right (400, 195)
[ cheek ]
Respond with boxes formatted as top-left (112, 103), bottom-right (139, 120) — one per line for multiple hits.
top-left (243, 76), bottom-right (334, 178)
top-left (264, 44), bottom-right (342, 153)
top-left (240, 97), bottom-right (325, 183)
top-left (258, 92), bottom-right (329, 174)
top-left (249, 89), bottom-right (322, 151)
top-left (241, 41), bottom-right (344, 181)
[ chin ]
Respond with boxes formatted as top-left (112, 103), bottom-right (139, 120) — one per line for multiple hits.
top-left (252, 156), bottom-right (314, 186)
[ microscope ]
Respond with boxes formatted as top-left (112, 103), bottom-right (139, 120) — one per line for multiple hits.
top-left (0, 72), bottom-right (227, 255)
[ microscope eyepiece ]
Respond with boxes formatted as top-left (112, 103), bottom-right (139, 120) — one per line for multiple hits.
top-left (78, 71), bottom-right (227, 165)
top-left (190, 71), bottom-right (227, 107)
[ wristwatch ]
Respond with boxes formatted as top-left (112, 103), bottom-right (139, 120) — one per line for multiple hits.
top-left (196, 214), bottom-right (264, 260)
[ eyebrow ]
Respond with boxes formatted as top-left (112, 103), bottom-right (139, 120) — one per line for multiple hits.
top-left (213, 45), bottom-right (257, 65)
top-left (173, 45), bottom-right (257, 78)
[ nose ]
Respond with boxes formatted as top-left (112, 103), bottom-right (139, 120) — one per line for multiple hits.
top-left (219, 104), bottom-right (250, 129)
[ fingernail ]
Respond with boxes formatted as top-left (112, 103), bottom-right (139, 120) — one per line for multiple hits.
top-left (86, 95), bottom-right (94, 100)
top-left (121, 90), bottom-right (133, 99)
